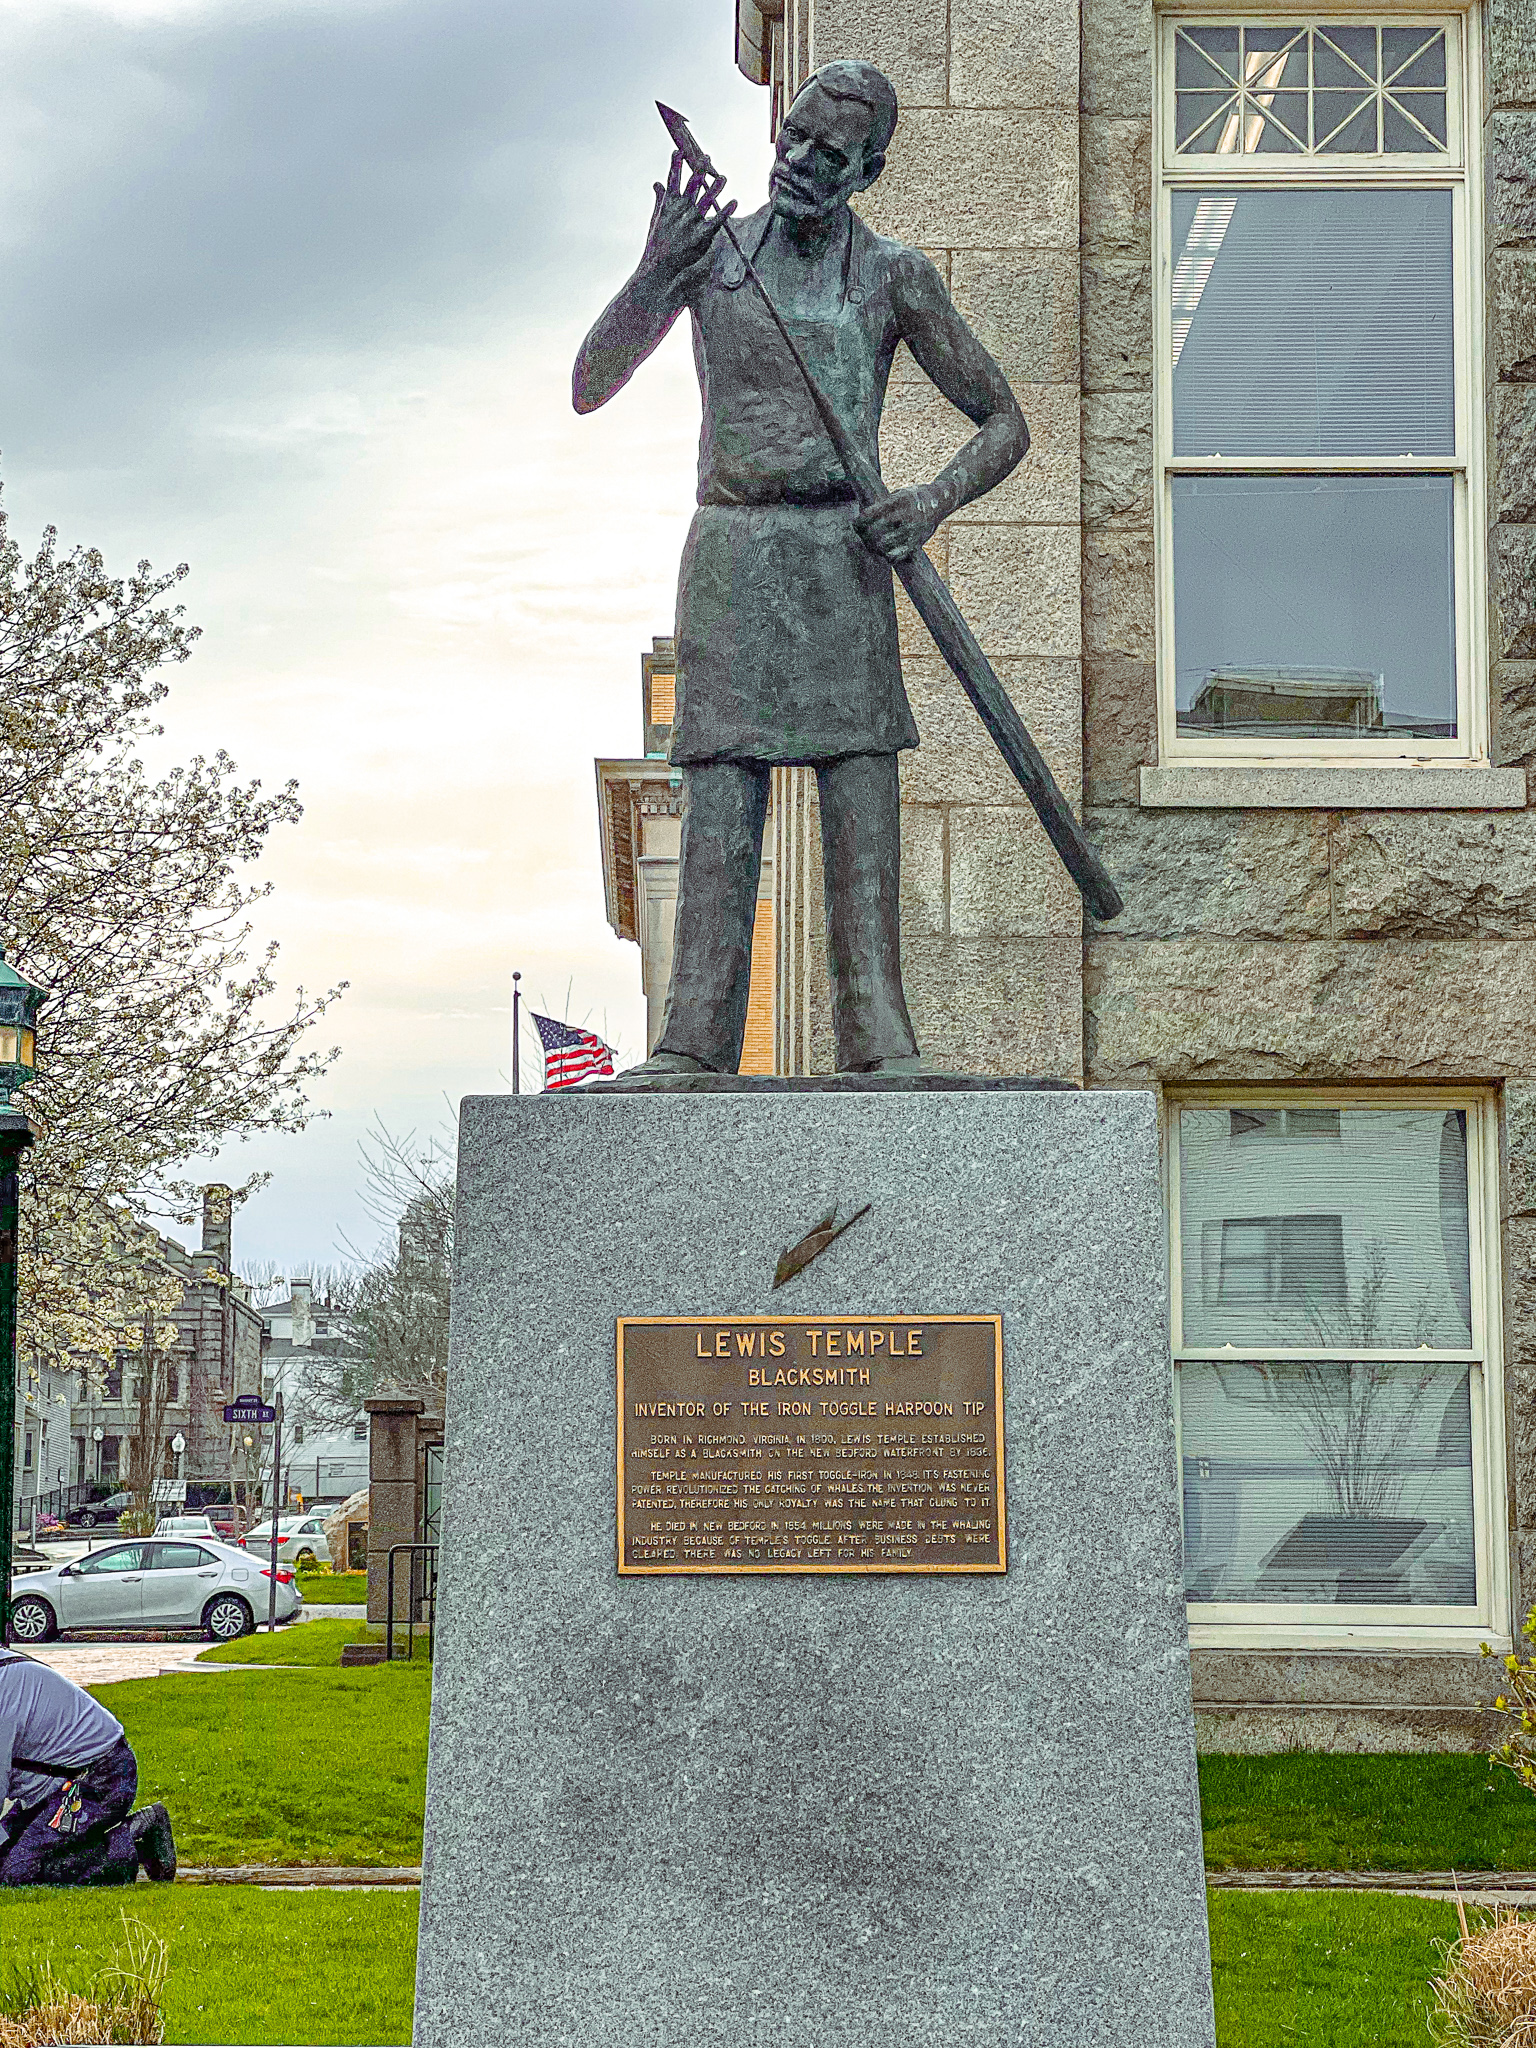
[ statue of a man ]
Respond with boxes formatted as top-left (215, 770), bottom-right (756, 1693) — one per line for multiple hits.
top-left (574, 61), bottom-right (1029, 1078)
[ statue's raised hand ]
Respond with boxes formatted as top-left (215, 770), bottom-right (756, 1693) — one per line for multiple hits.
top-left (639, 148), bottom-right (737, 309)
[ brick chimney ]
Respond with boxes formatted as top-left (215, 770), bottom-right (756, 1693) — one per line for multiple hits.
top-left (201, 1185), bottom-right (233, 1271)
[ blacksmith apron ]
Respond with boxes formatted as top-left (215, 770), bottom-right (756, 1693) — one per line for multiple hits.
top-left (671, 206), bottom-right (920, 767)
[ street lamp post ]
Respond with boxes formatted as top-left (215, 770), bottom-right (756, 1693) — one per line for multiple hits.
top-left (0, 947), bottom-right (44, 1642)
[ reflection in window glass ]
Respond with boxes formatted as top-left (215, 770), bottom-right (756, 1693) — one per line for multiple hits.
top-left (1179, 1105), bottom-right (1471, 1351)
top-left (1174, 23), bottom-right (1450, 155)
top-left (1171, 190), bottom-right (1454, 458)
top-left (1173, 475), bottom-right (1456, 740)
top-left (1181, 1361), bottom-right (1475, 1604)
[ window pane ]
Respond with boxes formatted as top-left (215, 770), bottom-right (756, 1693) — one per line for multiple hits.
top-left (1180, 1105), bottom-right (1472, 1350)
top-left (1171, 190), bottom-right (1455, 458)
top-left (1180, 1361), bottom-right (1476, 1605)
top-left (1175, 25), bottom-right (1448, 157)
top-left (77, 1545), bottom-right (144, 1576)
top-left (1173, 475), bottom-right (1456, 740)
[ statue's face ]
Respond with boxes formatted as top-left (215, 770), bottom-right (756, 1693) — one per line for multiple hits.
top-left (769, 84), bottom-right (880, 224)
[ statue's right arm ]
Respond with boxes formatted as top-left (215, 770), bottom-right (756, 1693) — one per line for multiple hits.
top-left (572, 154), bottom-right (735, 414)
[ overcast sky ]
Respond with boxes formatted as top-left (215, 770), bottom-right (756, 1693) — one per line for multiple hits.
top-left (1, 0), bottom-right (774, 1278)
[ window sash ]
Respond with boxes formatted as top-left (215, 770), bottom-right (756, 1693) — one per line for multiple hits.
top-left (1154, 13), bottom-right (1483, 767)
top-left (1167, 1091), bottom-right (1506, 1637)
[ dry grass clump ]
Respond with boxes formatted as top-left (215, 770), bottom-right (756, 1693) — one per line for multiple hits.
top-left (1429, 1899), bottom-right (1536, 2047)
top-left (0, 1914), bottom-right (167, 2047)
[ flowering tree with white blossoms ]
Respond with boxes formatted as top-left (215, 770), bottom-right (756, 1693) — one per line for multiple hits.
top-left (0, 500), bottom-right (345, 1381)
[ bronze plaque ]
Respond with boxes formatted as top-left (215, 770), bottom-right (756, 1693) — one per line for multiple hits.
top-left (617, 1316), bottom-right (1005, 1574)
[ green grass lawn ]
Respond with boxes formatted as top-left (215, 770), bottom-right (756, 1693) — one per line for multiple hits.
top-left (198, 1618), bottom-right (376, 1666)
top-left (1210, 1891), bottom-right (1456, 2046)
top-left (4, 1889), bottom-right (417, 2045)
top-left (298, 1571), bottom-right (368, 1603)
top-left (98, 1666), bottom-right (429, 1867)
top-left (0, 1889), bottom-right (1462, 2048)
top-left (1202, 1752), bottom-right (1536, 1871)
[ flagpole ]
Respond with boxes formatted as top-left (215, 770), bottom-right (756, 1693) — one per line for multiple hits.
top-left (512, 971), bottom-right (521, 1095)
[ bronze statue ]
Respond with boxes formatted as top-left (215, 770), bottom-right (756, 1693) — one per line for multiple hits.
top-left (575, 62), bottom-right (1117, 1081)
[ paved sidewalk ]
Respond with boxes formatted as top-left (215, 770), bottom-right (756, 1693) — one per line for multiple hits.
top-left (14, 1606), bottom-right (365, 1686)
top-left (1209, 1869), bottom-right (1536, 1905)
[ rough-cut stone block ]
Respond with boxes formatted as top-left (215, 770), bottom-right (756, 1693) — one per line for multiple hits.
top-left (1487, 0), bottom-right (1536, 111)
top-left (415, 1092), bottom-right (1212, 2047)
top-left (1085, 934), bottom-right (1536, 1082)
top-left (1084, 391), bottom-right (1154, 526)
top-left (899, 801), bottom-right (947, 935)
top-left (1497, 661), bottom-right (1536, 765)
top-left (1084, 526), bottom-right (1155, 660)
top-left (1488, 113), bottom-right (1536, 245)
top-left (1330, 811), bottom-right (1536, 936)
top-left (1491, 248), bottom-right (1536, 384)
top-left (1082, 0), bottom-right (1154, 117)
top-left (949, 804), bottom-right (1084, 937)
top-left (901, 656), bottom-right (1084, 806)
top-left (1505, 1080), bottom-right (1536, 1221)
top-left (882, 382), bottom-right (1080, 523)
top-left (1085, 655), bottom-right (1157, 806)
top-left (1082, 254), bottom-right (1152, 391)
top-left (1082, 117), bottom-right (1153, 251)
top-left (862, 109), bottom-right (1078, 250)
top-left (811, 0), bottom-right (950, 104)
top-left (1494, 522), bottom-right (1536, 659)
top-left (948, 520), bottom-right (1082, 659)
top-left (904, 933), bottom-right (1085, 1075)
top-left (950, 0), bottom-right (1078, 111)
top-left (1087, 807), bottom-right (1331, 940)
top-left (1494, 384), bottom-right (1536, 523)
top-left (949, 249), bottom-right (1080, 387)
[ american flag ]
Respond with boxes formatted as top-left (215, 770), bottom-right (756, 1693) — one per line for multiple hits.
top-left (532, 1012), bottom-right (616, 1090)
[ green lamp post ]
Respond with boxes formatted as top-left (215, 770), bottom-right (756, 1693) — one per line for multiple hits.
top-left (0, 947), bottom-right (44, 1642)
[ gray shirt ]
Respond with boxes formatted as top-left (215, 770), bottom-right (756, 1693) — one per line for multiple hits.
top-left (0, 1650), bottom-right (124, 1811)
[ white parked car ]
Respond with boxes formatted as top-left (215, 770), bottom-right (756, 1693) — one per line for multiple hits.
top-left (153, 1514), bottom-right (218, 1539)
top-left (239, 1515), bottom-right (333, 1568)
top-left (7, 1538), bottom-right (302, 1644)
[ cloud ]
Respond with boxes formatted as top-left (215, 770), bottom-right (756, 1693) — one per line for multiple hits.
top-left (2, 0), bottom-right (776, 1270)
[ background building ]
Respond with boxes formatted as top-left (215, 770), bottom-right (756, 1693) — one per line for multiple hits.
top-left (66, 1186), bottom-right (265, 1508)
top-left (594, 0), bottom-right (1536, 1744)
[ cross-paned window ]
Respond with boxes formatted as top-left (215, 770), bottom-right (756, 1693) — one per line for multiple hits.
top-left (1157, 16), bottom-right (1483, 764)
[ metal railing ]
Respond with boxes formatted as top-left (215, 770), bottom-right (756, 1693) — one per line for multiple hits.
top-left (384, 1543), bottom-right (438, 1662)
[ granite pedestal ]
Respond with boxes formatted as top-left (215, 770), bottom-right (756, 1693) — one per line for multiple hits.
top-left (415, 1087), bottom-right (1214, 2048)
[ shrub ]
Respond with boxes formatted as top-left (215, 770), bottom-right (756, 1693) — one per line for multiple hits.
top-left (0, 1912), bottom-right (168, 2046)
top-left (1484, 1612), bottom-right (1536, 1794)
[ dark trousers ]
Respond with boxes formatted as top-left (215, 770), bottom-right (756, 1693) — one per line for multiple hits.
top-left (657, 753), bottom-right (918, 1074)
top-left (0, 1736), bottom-right (138, 1887)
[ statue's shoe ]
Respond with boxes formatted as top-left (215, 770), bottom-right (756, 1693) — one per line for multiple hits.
top-left (611, 1052), bottom-right (716, 1081)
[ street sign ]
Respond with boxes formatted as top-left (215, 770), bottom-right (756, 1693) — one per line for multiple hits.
top-left (224, 1399), bottom-right (276, 1425)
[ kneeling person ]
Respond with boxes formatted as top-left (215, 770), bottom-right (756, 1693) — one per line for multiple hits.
top-left (0, 1647), bottom-right (175, 1885)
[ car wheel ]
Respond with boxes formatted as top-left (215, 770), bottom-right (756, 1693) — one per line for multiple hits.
top-left (8, 1596), bottom-right (56, 1644)
top-left (78, 1511), bottom-right (97, 1529)
top-left (203, 1594), bottom-right (253, 1642)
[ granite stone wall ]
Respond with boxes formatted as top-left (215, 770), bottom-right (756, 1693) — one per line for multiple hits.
top-left (777, 0), bottom-right (1087, 1080)
top-left (761, 0), bottom-right (1536, 1704)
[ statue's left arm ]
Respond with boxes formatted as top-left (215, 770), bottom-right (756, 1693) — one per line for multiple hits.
top-left (856, 253), bottom-right (1030, 564)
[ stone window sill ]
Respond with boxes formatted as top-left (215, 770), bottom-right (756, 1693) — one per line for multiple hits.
top-left (1140, 764), bottom-right (1528, 810)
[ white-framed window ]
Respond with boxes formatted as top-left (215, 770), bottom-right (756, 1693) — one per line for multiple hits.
top-left (1155, 13), bottom-right (1485, 765)
top-left (1169, 1089), bottom-right (1510, 1649)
